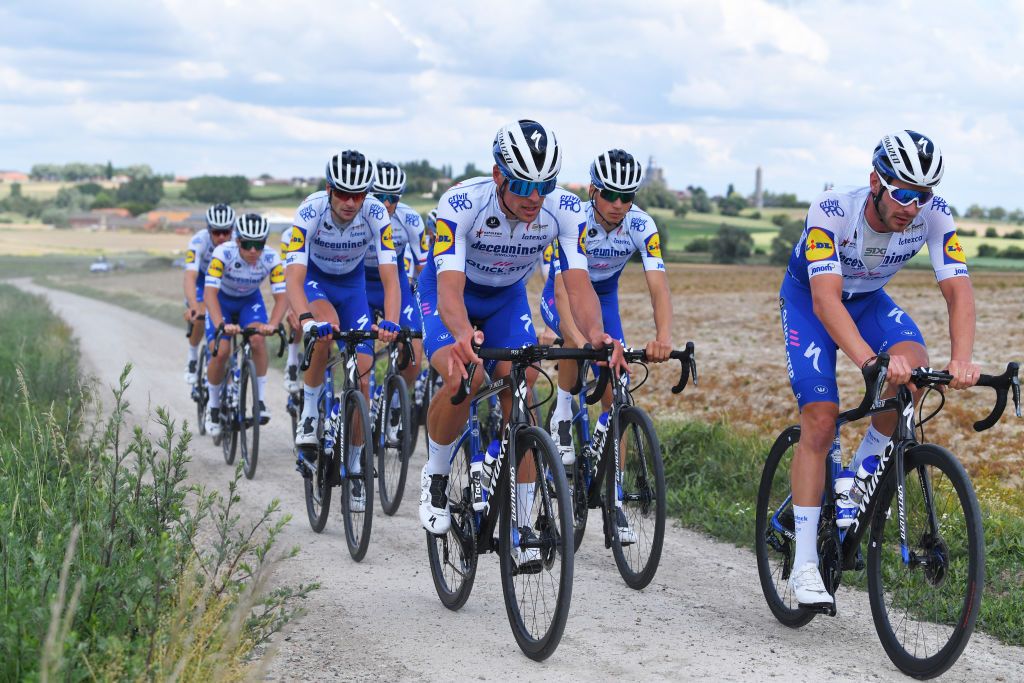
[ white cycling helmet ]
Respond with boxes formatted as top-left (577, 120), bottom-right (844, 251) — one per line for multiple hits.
top-left (234, 213), bottom-right (270, 240)
top-left (206, 203), bottom-right (236, 229)
top-left (373, 162), bottom-right (407, 194)
top-left (871, 130), bottom-right (943, 187)
top-left (590, 149), bottom-right (644, 193)
top-left (326, 150), bottom-right (376, 193)
top-left (492, 119), bottom-right (561, 181)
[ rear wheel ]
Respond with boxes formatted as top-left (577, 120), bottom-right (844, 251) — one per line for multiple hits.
top-left (378, 374), bottom-right (412, 515)
top-left (341, 390), bottom-right (374, 561)
top-left (195, 344), bottom-right (208, 436)
top-left (544, 397), bottom-right (589, 552)
top-left (303, 392), bottom-right (331, 532)
top-left (239, 358), bottom-right (260, 480)
top-left (426, 438), bottom-right (477, 610)
top-left (866, 444), bottom-right (984, 679)
top-left (221, 378), bottom-right (238, 465)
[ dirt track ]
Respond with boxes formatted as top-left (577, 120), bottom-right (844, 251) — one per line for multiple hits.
top-left (11, 278), bottom-right (1024, 681)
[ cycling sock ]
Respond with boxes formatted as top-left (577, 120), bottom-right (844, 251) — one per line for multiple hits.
top-left (553, 387), bottom-right (573, 422)
top-left (287, 342), bottom-right (299, 367)
top-left (207, 380), bottom-right (223, 409)
top-left (516, 482), bottom-right (535, 526)
top-left (852, 424), bottom-right (889, 472)
top-left (302, 383), bottom-right (320, 419)
top-left (426, 437), bottom-right (454, 476)
top-left (349, 444), bottom-right (363, 474)
top-left (793, 505), bottom-right (821, 569)
top-left (188, 344), bottom-right (199, 362)
top-left (256, 375), bottom-right (267, 402)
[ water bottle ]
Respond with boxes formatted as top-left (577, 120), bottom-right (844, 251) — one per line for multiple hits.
top-left (481, 439), bottom-right (500, 495)
top-left (589, 412), bottom-right (610, 459)
top-left (834, 469), bottom-right (857, 528)
top-left (847, 455), bottom-right (880, 507)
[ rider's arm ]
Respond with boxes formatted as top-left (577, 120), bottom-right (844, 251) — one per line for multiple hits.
top-left (380, 263), bottom-right (401, 324)
top-left (183, 269), bottom-right (198, 308)
top-left (644, 269), bottom-right (673, 346)
top-left (938, 276), bottom-right (977, 389)
top-left (552, 270), bottom-right (584, 346)
top-left (205, 285), bottom-right (224, 328)
top-left (560, 268), bottom-right (606, 345)
top-left (809, 273), bottom-right (874, 367)
top-left (437, 270), bottom-right (474, 341)
top-left (285, 263), bottom-right (311, 317)
top-left (267, 292), bottom-right (287, 328)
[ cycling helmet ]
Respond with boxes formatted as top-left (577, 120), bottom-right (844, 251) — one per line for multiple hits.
top-left (373, 162), bottom-right (406, 194)
top-left (871, 130), bottom-right (943, 187)
top-left (590, 149), bottom-right (644, 193)
top-left (427, 208), bottom-right (438, 227)
top-left (234, 213), bottom-right (270, 240)
top-left (326, 150), bottom-right (376, 193)
top-left (206, 203), bottom-right (236, 229)
top-left (492, 119), bottom-right (561, 181)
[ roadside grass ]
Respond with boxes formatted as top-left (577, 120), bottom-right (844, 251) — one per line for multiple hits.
top-left (0, 284), bottom-right (314, 679)
top-left (34, 273), bottom-right (185, 328)
top-left (659, 418), bottom-right (1024, 647)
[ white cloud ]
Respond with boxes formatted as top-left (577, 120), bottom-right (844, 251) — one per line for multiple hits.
top-left (172, 61), bottom-right (229, 80)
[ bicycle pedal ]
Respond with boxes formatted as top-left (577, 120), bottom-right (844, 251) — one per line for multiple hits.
top-left (295, 460), bottom-right (313, 479)
top-left (800, 602), bottom-right (837, 617)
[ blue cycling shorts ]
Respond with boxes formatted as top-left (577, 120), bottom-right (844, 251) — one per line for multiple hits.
top-left (366, 261), bottom-right (423, 331)
top-left (779, 274), bottom-right (925, 408)
top-left (540, 268), bottom-right (625, 346)
top-left (304, 262), bottom-right (373, 355)
top-left (204, 289), bottom-right (267, 343)
top-left (184, 274), bottom-right (206, 306)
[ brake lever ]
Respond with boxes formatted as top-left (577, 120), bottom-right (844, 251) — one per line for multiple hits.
top-left (1012, 372), bottom-right (1021, 418)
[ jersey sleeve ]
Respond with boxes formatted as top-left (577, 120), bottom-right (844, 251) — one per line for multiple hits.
top-left (268, 251), bottom-right (286, 294)
top-left (552, 192), bottom-right (589, 273)
top-left (278, 226), bottom-right (293, 261)
top-left (629, 211), bottom-right (666, 273)
top-left (433, 189), bottom-right (466, 274)
top-left (184, 232), bottom-right (204, 272)
top-left (924, 198), bottom-right (969, 282)
top-left (368, 198), bottom-right (398, 267)
top-left (402, 211), bottom-right (427, 267)
top-left (285, 199), bottom-right (317, 268)
top-left (800, 197), bottom-right (843, 280)
top-left (205, 245), bottom-right (227, 290)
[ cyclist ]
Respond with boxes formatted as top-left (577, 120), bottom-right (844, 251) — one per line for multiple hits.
top-left (203, 213), bottom-right (287, 435)
top-left (278, 225), bottom-right (302, 393)
top-left (285, 150), bottom-right (401, 511)
top-left (417, 119), bottom-right (625, 554)
top-left (183, 203), bottom-right (235, 383)
top-left (366, 162), bottom-right (428, 432)
top-left (540, 149), bottom-right (673, 543)
top-left (779, 130), bottom-right (980, 608)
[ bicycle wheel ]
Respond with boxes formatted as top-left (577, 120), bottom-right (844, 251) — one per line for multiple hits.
top-left (195, 345), bottom-right (208, 436)
top-left (607, 406), bottom-right (666, 590)
top-left (221, 381), bottom-right (238, 465)
top-left (340, 390), bottom-right (374, 561)
top-left (304, 394), bottom-right (331, 532)
top-left (378, 373), bottom-right (412, 516)
top-left (498, 425), bottom-right (573, 661)
top-left (544, 397), bottom-right (589, 552)
top-left (239, 359), bottom-right (260, 480)
top-left (754, 427), bottom-right (816, 628)
top-left (426, 438), bottom-right (478, 610)
top-left (409, 369), bottom-right (425, 455)
top-left (866, 444), bottom-right (984, 679)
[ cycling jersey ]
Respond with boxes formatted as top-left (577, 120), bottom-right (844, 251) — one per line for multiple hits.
top-left (365, 202), bottom-right (426, 272)
top-left (278, 226), bottom-right (293, 261)
top-left (285, 191), bottom-right (396, 277)
top-left (205, 243), bottom-right (286, 298)
top-left (786, 187), bottom-right (968, 299)
top-left (184, 230), bottom-right (218, 286)
top-left (432, 178), bottom-right (589, 287)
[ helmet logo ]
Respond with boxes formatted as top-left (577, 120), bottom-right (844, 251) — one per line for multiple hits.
top-left (916, 137), bottom-right (930, 154)
top-left (530, 130), bottom-right (543, 152)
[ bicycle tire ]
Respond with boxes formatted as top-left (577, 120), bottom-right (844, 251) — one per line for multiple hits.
top-left (543, 397), bottom-right (589, 552)
top-left (754, 427), bottom-right (816, 628)
top-left (607, 406), bottom-right (666, 590)
top-left (221, 380), bottom-right (238, 465)
top-left (378, 373), bottom-right (412, 516)
top-left (866, 444), bottom-right (984, 679)
top-left (195, 344), bottom-right (208, 436)
top-left (498, 425), bottom-right (573, 661)
top-left (240, 358), bottom-right (260, 480)
top-left (426, 438), bottom-right (478, 610)
top-left (341, 390), bottom-right (374, 561)
top-left (304, 392), bottom-right (332, 532)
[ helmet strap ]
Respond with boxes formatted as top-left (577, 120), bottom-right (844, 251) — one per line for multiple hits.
top-left (589, 188), bottom-right (623, 231)
top-left (497, 179), bottom-right (525, 224)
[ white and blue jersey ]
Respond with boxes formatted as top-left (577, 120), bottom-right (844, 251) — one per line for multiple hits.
top-left (184, 229), bottom-right (218, 300)
top-left (365, 203), bottom-right (427, 330)
top-left (780, 187), bottom-right (969, 407)
top-left (203, 242), bottom-right (285, 341)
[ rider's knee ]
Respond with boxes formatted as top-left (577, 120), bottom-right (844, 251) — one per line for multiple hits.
top-left (800, 403), bottom-right (840, 450)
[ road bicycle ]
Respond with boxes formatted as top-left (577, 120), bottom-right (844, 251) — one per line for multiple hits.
top-left (186, 318), bottom-right (209, 436)
top-left (755, 353), bottom-right (1020, 678)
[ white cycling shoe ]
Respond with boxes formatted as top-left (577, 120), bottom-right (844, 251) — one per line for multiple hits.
top-left (205, 406), bottom-right (221, 437)
top-left (789, 562), bottom-right (834, 607)
top-left (295, 415), bottom-right (319, 447)
top-left (615, 507), bottom-right (638, 545)
top-left (185, 360), bottom-right (199, 385)
top-left (348, 478), bottom-right (366, 513)
top-left (283, 364), bottom-right (301, 394)
top-left (549, 417), bottom-right (575, 466)
top-left (419, 466), bottom-right (451, 535)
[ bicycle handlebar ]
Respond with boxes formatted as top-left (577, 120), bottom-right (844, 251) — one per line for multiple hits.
top-left (840, 353), bottom-right (891, 423)
top-left (299, 328), bottom-right (379, 371)
top-left (211, 324), bottom-right (286, 358)
top-left (908, 362), bottom-right (1021, 432)
top-left (622, 341), bottom-right (698, 394)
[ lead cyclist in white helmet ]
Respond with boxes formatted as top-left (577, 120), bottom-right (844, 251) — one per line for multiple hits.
top-left (778, 130), bottom-right (979, 609)
top-left (183, 203), bottom-right (235, 383)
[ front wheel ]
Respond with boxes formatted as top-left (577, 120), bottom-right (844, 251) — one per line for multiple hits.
top-left (239, 359), bottom-right (260, 480)
top-left (341, 390), bottom-right (374, 562)
top-left (220, 381), bottom-right (238, 465)
top-left (607, 406), bottom-right (666, 590)
top-left (378, 373), bottom-right (412, 515)
top-left (303, 392), bottom-right (331, 532)
top-left (426, 438), bottom-right (477, 610)
top-left (866, 444), bottom-right (984, 679)
top-left (544, 396), bottom-right (589, 552)
top-left (498, 425), bottom-right (573, 661)
top-left (194, 345), bottom-right (208, 436)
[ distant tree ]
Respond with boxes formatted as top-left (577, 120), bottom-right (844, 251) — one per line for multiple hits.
top-left (1008, 209), bottom-right (1024, 224)
top-left (684, 237), bottom-right (710, 253)
top-left (769, 216), bottom-right (806, 265)
top-left (965, 204), bottom-right (985, 219)
top-left (76, 182), bottom-right (104, 195)
top-left (55, 187), bottom-right (90, 211)
top-left (117, 176), bottom-right (164, 205)
top-left (985, 226), bottom-right (998, 238)
top-left (710, 224), bottom-right (754, 264)
top-left (1005, 229), bottom-right (1024, 240)
top-left (182, 175), bottom-right (249, 204)
top-left (451, 163), bottom-right (485, 185)
top-left (1001, 245), bottom-right (1024, 259)
top-left (762, 191), bottom-right (808, 209)
top-left (977, 244), bottom-right (999, 258)
top-left (120, 164), bottom-right (154, 180)
top-left (9, 182), bottom-right (22, 198)
top-left (719, 191), bottom-right (748, 217)
top-left (120, 202), bottom-right (155, 217)
top-left (91, 191), bottom-right (116, 209)
top-left (635, 184), bottom-right (678, 210)
top-left (674, 203), bottom-right (689, 219)
top-left (105, 160), bottom-right (114, 180)
top-left (687, 185), bottom-right (712, 213)
top-left (988, 206), bottom-right (1007, 221)
top-left (40, 206), bottom-right (70, 228)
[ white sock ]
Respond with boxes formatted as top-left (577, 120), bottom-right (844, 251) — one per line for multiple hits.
top-left (302, 383), bottom-right (320, 419)
top-left (257, 375), bottom-right (267, 402)
top-left (349, 444), bottom-right (364, 474)
top-left (516, 482), bottom-right (536, 527)
top-left (553, 387), bottom-right (573, 422)
top-left (793, 505), bottom-right (821, 569)
top-left (188, 344), bottom-right (199, 362)
top-left (207, 380), bottom-right (223, 409)
top-left (426, 437), bottom-right (454, 476)
top-left (287, 342), bottom-right (299, 367)
top-left (852, 424), bottom-right (889, 473)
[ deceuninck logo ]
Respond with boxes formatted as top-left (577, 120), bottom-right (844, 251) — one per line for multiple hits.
top-left (804, 227), bottom-right (836, 262)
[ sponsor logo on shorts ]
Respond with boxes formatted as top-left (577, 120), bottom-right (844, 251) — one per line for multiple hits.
top-left (805, 227), bottom-right (837, 262)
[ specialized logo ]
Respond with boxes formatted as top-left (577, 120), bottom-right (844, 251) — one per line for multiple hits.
top-left (434, 219), bottom-right (455, 257)
top-left (208, 258), bottom-right (224, 278)
top-left (288, 227), bottom-right (306, 252)
top-left (803, 341), bottom-right (822, 373)
top-left (804, 227), bottom-right (836, 262)
top-left (644, 232), bottom-right (662, 259)
top-left (270, 263), bottom-right (285, 284)
top-left (380, 224), bottom-right (395, 250)
top-left (888, 306), bottom-right (905, 325)
top-left (577, 222), bottom-right (587, 255)
top-left (530, 129), bottom-right (543, 152)
top-left (942, 231), bottom-right (966, 265)
top-left (185, 250), bottom-right (196, 264)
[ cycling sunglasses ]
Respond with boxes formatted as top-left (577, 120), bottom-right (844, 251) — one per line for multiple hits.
top-left (239, 239), bottom-right (266, 251)
top-left (877, 174), bottom-right (933, 208)
top-left (598, 188), bottom-right (636, 204)
top-left (502, 172), bottom-right (558, 197)
top-left (373, 193), bottom-right (401, 204)
top-left (331, 188), bottom-right (367, 201)
top-left (209, 227), bottom-right (232, 236)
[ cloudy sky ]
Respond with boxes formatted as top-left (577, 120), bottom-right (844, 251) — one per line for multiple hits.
top-left (2, 0), bottom-right (1023, 208)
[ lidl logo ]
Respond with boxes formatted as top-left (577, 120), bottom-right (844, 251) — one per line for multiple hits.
top-left (270, 263), bottom-right (285, 284)
top-left (542, 242), bottom-right (553, 264)
top-left (207, 258), bottom-right (224, 278)
top-left (943, 231), bottom-right (966, 265)
top-left (287, 227), bottom-right (306, 253)
top-left (185, 250), bottom-right (196, 264)
top-left (645, 232), bottom-right (662, 259)
top-left (805, 227), bottom-right (836, 262)
top-left (404, 255), bottom-right (413, 272)
top-left (380, 224), bottom-right (395, 250)
top-left (434, 219), bottom-right (455, 256)
top-left (577, 222), bottom-right (587, 255)
top-left (420, 231), bottom-right (430, 252)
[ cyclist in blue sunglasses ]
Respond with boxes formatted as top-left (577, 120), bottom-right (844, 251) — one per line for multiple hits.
top-left (416, 119), bottom-right (626, 541)
top-left (778, 130), bottom-right (980, 608)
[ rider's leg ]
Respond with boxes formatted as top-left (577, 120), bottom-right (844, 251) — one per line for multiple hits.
top-left (299, 299), bottom-right (339, 422)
